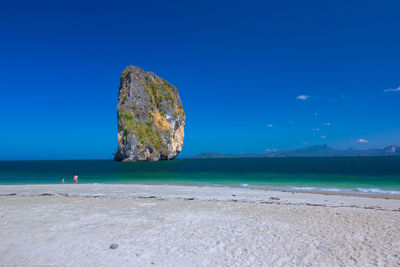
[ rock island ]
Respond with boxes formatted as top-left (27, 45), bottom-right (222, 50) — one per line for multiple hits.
top-left (114, 66), bottom-right (185, 161)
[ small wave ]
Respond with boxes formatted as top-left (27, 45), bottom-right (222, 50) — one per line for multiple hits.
top-left (356, 188), bottom-right (400, 195)
top-left (320, 188), bottom-right (347, 192)
top-left (290, 186), bottom-right (351, 193)
top-left (291, 186), bottom-right (317, 191)
top-left (285, 186), bottom-right (400, 195)
top-left (203, 183), bottom-right (400, 195)
top-left (210, 184), bottom-right (230, 188)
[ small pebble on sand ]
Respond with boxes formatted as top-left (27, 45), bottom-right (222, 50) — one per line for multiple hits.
top-left (110, 244), bottom-right (119, 249)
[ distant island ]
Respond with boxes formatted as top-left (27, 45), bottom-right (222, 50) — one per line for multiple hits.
top-left (189, 144), bottom-right (400, 158)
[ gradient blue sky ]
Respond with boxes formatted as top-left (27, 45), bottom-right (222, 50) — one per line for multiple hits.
top-left (1, 0), bottom-right (399, 159)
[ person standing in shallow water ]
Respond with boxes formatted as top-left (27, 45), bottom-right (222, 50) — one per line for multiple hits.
top-left (73, 174), bottom-right (78, 184)
top-left (62, 177), bottom-right (65, 184)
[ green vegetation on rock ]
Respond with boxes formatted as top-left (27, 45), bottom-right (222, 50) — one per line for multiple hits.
top-left (114, 66), bottom-right (185, 161)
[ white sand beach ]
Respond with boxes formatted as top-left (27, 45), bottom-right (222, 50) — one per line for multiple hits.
top-left (0, 184), bottom-right (399, 266)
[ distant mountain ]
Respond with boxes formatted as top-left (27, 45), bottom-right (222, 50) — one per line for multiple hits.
top-left (187, 152), bottom-right (265, 159)
top-left (188, 145), bottom-right (400, 158)
top-left (266, 144), bottom-right (342, 157)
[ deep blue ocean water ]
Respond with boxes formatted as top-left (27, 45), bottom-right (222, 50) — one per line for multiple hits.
top-left (1, 157), bottom-right (400, 194)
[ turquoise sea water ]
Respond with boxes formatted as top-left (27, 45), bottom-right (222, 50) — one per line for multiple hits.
top-left (1, 157), bottom-right (400, 194)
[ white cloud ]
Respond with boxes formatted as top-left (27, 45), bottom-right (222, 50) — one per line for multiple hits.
top-left (321, 136), bottom-right (326, 139)
top-left (357, 138), bottom-right (369, 143)
top-left (314, 112), bottom-right (319, 116)
top-left (341, 94), bottom-right (352, 100)
top-left (312, 128), bottom-right (320, 131)
top-left (267, 124), bottom-right (274, 128)
top-left (323, 122), bottom-right (331, 126)
top-left (296, 95), bottom-right (310, 100)
top-left (384, 86), bottom-right (400, 93)
top-left (265, 148), bottom-right (277, 152)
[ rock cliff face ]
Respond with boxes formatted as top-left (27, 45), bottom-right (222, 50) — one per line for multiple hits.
top-left (114, 66), bottom-right (185, 161)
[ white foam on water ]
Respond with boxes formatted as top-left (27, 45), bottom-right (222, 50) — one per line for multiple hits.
top-left (356, 188), bottom-right (400, 195)
top-left (289, 186), bottom-right (400, 195)
top-left (320, 188), bottom-right (346, 192)
top-left (289, 186), bottom-right (352, 193)
top-left (291, 186), bottom-right (317, 191)
top-left (244, 185), bottom-right (400, 195)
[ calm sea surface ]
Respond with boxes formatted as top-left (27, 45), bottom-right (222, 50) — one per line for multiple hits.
top-left (1, 157), bottom-right (400, 194)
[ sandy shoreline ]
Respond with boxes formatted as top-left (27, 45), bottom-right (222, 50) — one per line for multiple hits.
top-left (1, 184), bottom-right (399, 266)
top-left (1, 184), bottom-right (399, 210)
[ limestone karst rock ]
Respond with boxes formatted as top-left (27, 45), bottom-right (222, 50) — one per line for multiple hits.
top-left (114, 66), bottom-right (185, 161)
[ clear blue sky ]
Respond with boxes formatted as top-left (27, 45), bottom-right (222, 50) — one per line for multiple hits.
top-left (1, 0), bottom-right (399, 159)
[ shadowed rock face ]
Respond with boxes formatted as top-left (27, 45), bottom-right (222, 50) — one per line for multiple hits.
top-left (114, 66), bottom-right (185, 161)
